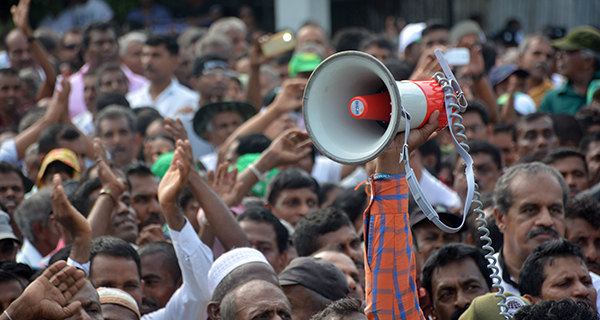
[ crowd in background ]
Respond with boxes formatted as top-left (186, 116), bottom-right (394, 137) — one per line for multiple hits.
top-left (0, 0), bottom-right (600, 319)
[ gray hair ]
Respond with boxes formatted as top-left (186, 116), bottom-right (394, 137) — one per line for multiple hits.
top-left (518, 32), bottom-right (552, 56)
top-left (194, 33), bottom-right (233, 58)
top-left (119, 31), bottom-right (147, 57)
top-left (178, 26), bottom-right (208, 49)
top-left (14, 187), bottom-right (52, 243)
top-left (95, 105), bottom-right (137, 137)
top-left (580, 48), bottom-right (600, 70)
top-left (208, 17), bottom-right (247, 36)
top-left (493, 162), bottom-right (569, 216)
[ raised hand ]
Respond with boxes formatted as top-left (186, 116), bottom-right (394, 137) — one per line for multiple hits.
top-left (249, 33), bottom-right (270, 68)
top-left (459, 38), bottom-right (485, 78)
top-left (158, 139), bottom-right (192, 206)
top-left (94, 138), bottom-right (126, 198)
top-left (136, 224), bottom-right (166, 246)
top-left (52, 174), bottom-right (91, 239)
top-left (10, 0), bottom-right (32, 35)
top-left (207, 162), bottom-right (244, 207)
top-left (45, 78), bottom-right (71, 123)
top-left (6, 261), bottom-right (87, 320)
top-left (165, 117), bottom-right (188, 142)
top-left (263, 129), bottom-right (313, 166)
top-left (271, 78), bottom-right (308, 113)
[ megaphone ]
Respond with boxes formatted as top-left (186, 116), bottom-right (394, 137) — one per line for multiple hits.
top-left (303, 51), bottom-right (448, 165)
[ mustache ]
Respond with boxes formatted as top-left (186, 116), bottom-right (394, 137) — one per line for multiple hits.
top-left (526, 226), bottom-right (560, 240)
top-left (533, 61), bottom-right (550, 72)
top-left (450, 306), bottom-right (469, 320)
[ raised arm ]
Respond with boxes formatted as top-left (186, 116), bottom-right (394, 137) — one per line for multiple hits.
top-left (12, 78), bottom-right (69, 161)
top-left (1, 261), bottom-right (87, 320)
top-left (365, 111), bottom-right (439, 320)
top-left (51, 174), bottom-right (91, 264)
top-left (11, 0), bottom-right (56, 100)
top-left (218, 78), bottom-right (306, 162)
top-left (87, 139), bottom-right (126, 239)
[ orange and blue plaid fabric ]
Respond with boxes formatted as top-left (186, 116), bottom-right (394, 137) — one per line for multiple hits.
top-left (364, 174), bottom-right (424, 320)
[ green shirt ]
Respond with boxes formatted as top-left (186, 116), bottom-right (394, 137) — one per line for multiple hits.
top-left (538, 71), bottom-right (600, 115)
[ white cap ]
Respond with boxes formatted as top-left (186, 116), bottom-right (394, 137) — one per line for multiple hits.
top-left (208, 247), bottom-right (271, 294)
top-left (399, 22), bottom-right (426, 53)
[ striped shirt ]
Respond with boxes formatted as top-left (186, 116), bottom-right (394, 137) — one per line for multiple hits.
top-left (365, 174), bottom-right (424, 320)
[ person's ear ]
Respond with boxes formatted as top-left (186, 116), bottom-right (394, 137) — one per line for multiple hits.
top-left (523, 294), bottom-right (539, 305)
top-left (207, 301), bottom-right (221, 320)
top-left (494, 208), bottom-right (505, 232)
top-left (264, 202), bottom-right (273, 210)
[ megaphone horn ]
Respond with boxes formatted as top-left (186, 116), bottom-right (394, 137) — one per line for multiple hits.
top-left (303, 51), bottom-right (448, 165)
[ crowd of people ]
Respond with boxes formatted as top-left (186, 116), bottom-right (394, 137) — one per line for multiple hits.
top-left (0, 0), bottom-right (600, 319)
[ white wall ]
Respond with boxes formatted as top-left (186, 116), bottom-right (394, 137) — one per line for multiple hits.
top-left (274, 0), bottom-right (331, 33)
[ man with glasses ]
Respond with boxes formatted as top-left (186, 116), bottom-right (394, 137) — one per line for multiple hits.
top-left (190, 53), bottom-right (237, 106)
top-left (539, 26), bottom-right (600, 116)
top-left (59, 29), bottom-right (83, 77)
top-left (127, 34), bottom-right (199, 118)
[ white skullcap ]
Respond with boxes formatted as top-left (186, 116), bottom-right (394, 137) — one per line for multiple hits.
top-left (97, 287), bottom-right (141, 319)
top-left (399, 22), bottom-right (426, 53)
top-left (208, 247), bottom-right (271, 294)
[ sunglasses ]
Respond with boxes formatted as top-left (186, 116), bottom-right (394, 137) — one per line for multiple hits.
top-left (64, 43), bottom-right (78, 50)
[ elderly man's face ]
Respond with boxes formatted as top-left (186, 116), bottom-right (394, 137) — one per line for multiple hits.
top-left (98, 116), bottom-right (138, 167)
top-left (528, 256), bottom-right (596, 311)
top-left (205, 111), bottom-right (244, 147)
top-left (519, 38), bottom-right (554, 80)
top-left (232, 280), bottom-right (291, 320)
top-left (495, 173), bottom-right (565, 263)
top-left (557, 50), bottom-right (593, 80)
top-left (122, 40), bottom-right (144, 76)
top-left (6, 31), bottom-right (34, 71)
top-left (430, 258), bottom-right (490, 320)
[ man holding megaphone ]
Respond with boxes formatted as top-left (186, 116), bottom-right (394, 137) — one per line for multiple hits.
top-left (364, 109), bottom-right (440, 320)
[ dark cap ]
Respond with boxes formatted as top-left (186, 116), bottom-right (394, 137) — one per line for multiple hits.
top-left (552, 26), bottom-right (600, 53)
top-left (278, 257), bottom-right (349, 301)
top-left (410, 207), bottom-right (462, 229)
top-left (488, 64), bottom-right (529, 88)
top-left (193, 101), bottom-right (256, 139)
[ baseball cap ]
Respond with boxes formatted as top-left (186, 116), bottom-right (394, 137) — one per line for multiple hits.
top-left (488, 64), bottom-right (529, 88)
top-left (0, 211), bottom-right (20, 244)
top-left (552, 26), bottom-right (600, 53)
top-left (409, 207), bottom-right (462, 229)
top-left (37, 148), bottom-right (81, 187)
top-left (399, 22), bottom-right (426, 53)
top-left (288, 53), bottom-right (322, 78)
top-left (459, 292), bottom-right (530, 320)
top-left (279, 257), bottom-right (349, 301)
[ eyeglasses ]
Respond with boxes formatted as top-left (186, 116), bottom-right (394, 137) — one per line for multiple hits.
top-left (202, 68), bottom-right (238, 78)
top-left (64, 43), bottom-right (78, 50)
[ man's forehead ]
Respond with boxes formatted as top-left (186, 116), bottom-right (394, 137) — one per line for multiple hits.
top-left (518, 116), bottom-right (554, 133)
top-left (90, 29), bottom-right (117, 41)
top-left (432, 258), bottom-right (483, 285)
top-left (0, 75), bottom-right (21, 85)
top-left (100, 116), bottom-right (132, 132)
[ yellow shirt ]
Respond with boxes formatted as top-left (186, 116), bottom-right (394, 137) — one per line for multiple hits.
top-left (528, 78), bottom-right (555, 109)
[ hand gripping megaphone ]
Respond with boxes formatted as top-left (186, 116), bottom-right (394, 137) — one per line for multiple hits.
top-left (303, 50), bottom-right (511, 319)
top-left (302, 50), bottom-right (474, 233)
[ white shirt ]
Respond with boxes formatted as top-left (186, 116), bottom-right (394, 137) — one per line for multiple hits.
top-left (419, 169), bottom-right (462, 209)
top-left (311, 155), bottom-right (343, 183)
top-left (200, 151), bottom-right (218, 172)
top-left (69, 221), bottom-right (213, 320)
top-left (73, 110), bottom-right (95, 136)
top-left (492, 252), bottom-right (600, 311)
top-left (143, 220), bottom-right (213, 320)
top-left (128, 78), bottom-right (199, 118)
top-left (16, 238), bottom-right (43, 269)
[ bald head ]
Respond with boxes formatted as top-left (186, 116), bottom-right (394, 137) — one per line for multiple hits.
top-left (220, 280), bottom-right (291, 320)
top-left (6, 29), bottom-right (35, 71)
